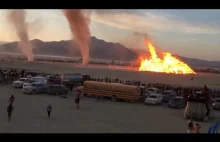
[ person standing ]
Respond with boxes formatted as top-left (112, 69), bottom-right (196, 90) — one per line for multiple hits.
top-left (7, 103), bottom-right (14, 121)
top-left (187, 120), bottom-right (194, 133)
top-left (75, 90), bottom-right (81, 109)
top-left (193, 123), bottom-right (201, 133)
top-left (47, 104), bottom-right (52, 118)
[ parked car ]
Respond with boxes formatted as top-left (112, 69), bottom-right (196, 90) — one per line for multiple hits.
top-left (213, 99), bottom-right (220, 110)
top-left (168, 96), bottom-right (186, 109)
top-left (23, 76), bottom-right (47, 88)
top-left (13, 78), bottom-right (29, 88)
top-left (47, 84), bottom-right (69, 95)
top-left (147, 87), bottom-right (160, 95)
top-left (162, 90), bottom-right (177, 103)
top-left (22, 82), bottom-right (48, 94)
top-left (144, 94), bottom-right (163, 105)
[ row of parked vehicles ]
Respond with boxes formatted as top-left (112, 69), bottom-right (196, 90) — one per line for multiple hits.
top-left (13, 76), bottom-right (69, 95)
top-left (12, 73), bottom-right (90, 95)
top-left (142, 87), bottom-right (186, 109)
top-left (76, 81), bottom-right (218, 121)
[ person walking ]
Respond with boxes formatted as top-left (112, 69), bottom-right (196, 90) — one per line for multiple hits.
top-left (7, 103), bottom-right (14, 121)
top-left (47, 104), bottom-right (52, 118)
top-left (9, 94), bottom-right (15, 104)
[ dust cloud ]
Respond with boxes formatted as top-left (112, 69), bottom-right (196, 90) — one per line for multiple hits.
top-left (7, 10), bottom-right (34, 61)
top-left (63, 9), bottom-right (91, 65)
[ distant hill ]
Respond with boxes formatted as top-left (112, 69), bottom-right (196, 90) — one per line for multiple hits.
top-left (0, 36), bottom-right (220, 68)
top-left (0, 37), bottom-right (137, 61)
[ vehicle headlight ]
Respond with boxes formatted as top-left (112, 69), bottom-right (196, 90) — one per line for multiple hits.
top-left (213, 103), bottom-right (215, 106)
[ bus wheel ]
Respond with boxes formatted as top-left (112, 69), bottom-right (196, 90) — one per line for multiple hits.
top-left (111, 95), bottom-right (117, 102)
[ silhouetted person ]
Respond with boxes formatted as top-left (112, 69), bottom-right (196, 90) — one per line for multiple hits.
top-left (203, 85), bottom-right (209, 95)
top-left (70, 83), bottom-right (74, 92)
top-left (47, 104), bottom-right (52, 118)
top-left (7, 103), bottom-right (14, 121)
top-left (75, 90), bottom-right (81, 109)
top-left (203, 85), bottom-right (211, 117)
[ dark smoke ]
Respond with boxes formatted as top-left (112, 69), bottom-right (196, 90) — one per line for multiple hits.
top-left (7, 10), bottom-right (34, 61)
top-left (63, 9), bottom-right (91, 65)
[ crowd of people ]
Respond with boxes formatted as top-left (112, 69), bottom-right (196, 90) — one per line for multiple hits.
top-left (0, 67), bottom-right (220, 98)
top-left (90, 76), bottom-right (220, 99)
top-left (1, 68), bottom-right (220, 103)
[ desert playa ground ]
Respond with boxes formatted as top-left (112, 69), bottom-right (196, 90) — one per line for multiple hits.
top-left (0, 61), bottom-right (220, 133)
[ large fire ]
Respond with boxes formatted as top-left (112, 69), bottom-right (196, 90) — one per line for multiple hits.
top-left (139, 40), bottom-right (196, 75)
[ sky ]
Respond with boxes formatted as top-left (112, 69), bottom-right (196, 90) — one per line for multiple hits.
top-left (0, 9), bottom-right (220, 61)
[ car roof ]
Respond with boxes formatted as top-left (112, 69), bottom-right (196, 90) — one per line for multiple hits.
top-left (20, 78), bottom-right (29, 80)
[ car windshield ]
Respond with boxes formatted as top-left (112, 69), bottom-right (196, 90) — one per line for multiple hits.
top-left (171, 98), bottom-right (181, 102)
top-left (19, 79), bottom-right (26, 81)
top-left (149, 95), bottom-right (157, 98)
top-left (215, 100), bottom-right (220, 103)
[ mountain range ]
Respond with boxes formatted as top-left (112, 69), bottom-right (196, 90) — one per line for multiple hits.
top-left (0, 36), bottom-right (220, 68)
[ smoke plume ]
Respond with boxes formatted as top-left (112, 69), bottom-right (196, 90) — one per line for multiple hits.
top-left (7, 10), bottom-right (34, 61)
top-left (63, 9), bottom-right (91, 65)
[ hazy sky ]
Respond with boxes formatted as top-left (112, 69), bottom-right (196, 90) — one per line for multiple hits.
top-left (0, 9), bottom-right (220, 61)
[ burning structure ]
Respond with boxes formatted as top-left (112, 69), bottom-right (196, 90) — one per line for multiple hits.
top-left (139, 40), bottom-right (196, 75)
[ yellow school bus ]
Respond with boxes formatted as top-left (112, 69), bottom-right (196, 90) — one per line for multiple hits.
top-left (82, 81), bottom-right (142, 102)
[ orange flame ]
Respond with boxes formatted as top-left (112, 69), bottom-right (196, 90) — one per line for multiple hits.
top-left (139, 40), bottom-right (196, 75)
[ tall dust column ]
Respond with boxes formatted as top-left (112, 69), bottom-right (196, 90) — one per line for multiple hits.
top-left (7, 10), bottom-right (34, 61)
top-left (63, 9), bottom-right (91, 65)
